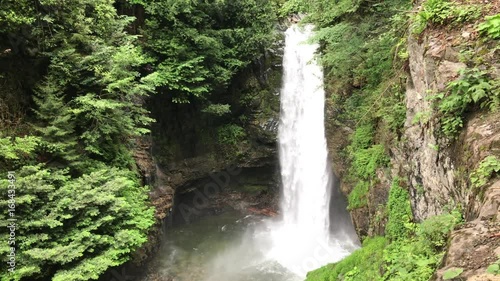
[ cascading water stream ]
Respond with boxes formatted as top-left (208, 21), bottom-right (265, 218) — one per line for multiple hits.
top-left (267, 24), bottom-right (357, 277)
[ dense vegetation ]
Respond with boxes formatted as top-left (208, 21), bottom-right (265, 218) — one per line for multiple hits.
top-left (283, 0), bottom-right (500, 280)
top-left (1, 0), bottom-right (498, 280)
top-left (0, 0), bottom-right (277, 280)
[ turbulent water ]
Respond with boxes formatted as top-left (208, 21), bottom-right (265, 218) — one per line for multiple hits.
top-left (143, 25), bottom-right (358, 281)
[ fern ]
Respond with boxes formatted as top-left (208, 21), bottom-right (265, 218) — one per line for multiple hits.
top-left (470, 156), bottom-right (500, 190)
top-left (413, 0), bottom-right (482, 34)
top-left (434, 68), bottom-right (500, 138)
top-left (478, 14), bottom-right (500, 40)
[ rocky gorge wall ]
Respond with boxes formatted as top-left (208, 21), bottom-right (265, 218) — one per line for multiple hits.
top-left (398, 22), bottom-right (500, 280)
top-left (398, 23), bottom-right (499, 280)
top-left (325, 5), bottom-right (500, 280)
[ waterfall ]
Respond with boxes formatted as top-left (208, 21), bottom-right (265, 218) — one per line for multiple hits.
top-left (268, 25), bottom-right (356, 278)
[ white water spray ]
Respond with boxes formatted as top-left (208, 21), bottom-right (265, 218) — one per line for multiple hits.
top-left (268, 25), bottom-right (355, 278)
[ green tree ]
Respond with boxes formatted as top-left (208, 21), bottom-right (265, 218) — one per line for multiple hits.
top-left (32, 0), bottom-right (155, 168)
top-left (0, 165), bottom-right (154, 281)
top-left (0, 0), bottom-right (35, 33)
top-left (142, 0), bottom-right (276, 103)
top-left (0, 1), bottom-right (157, 280)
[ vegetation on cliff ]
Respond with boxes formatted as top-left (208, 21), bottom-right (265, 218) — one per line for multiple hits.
top-left (275, 0), bottom-right (500, 280)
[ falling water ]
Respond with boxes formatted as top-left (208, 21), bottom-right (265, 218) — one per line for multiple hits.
top-left (267, 24), bottom-right (357, 277)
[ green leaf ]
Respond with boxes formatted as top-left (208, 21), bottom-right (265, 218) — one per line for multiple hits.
top-left (486, 263), bottom-right (499, 275)
top-left (443, 267), bottom-right (464, 280)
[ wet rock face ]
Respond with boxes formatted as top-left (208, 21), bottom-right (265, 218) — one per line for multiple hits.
top-left (249, 116), bottom-right (280, 145)
top-left (169, 165), bottom-right (279, 226)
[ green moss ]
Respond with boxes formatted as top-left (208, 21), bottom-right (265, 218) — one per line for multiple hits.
top-left (236, 184), bottom-right (267, 195)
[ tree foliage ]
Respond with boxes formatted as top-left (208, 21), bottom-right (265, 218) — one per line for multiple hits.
top-left (0, 0), bottom-right (35, 33)
top-left (31, 0), bottom-right (156, 168)
top-left (0, 0), bottom-right (281, 279)
top-left (142, 0), bottom-right (276, 103)
top-left (0, 165), bottom-right (154, 281)
top-left (0, 0), bottom-right (157, 279)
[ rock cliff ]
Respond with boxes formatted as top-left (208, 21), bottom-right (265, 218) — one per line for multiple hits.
top-left (326, 7), bottom-right (499, 280)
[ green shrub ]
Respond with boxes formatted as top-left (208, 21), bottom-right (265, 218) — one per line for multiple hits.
top-left (380, 92), bottom-right (407, 133)
top-left (352, 145), bottom-right (390, 180)
top-left (217, 124), bottom-right (246, 145)
top-left (470, 156), bottom-right (500, 199)
top-left (348, 124), bottom-right (374, 152)
top-left (382, 238), bottom-right (443, 281)
top-left (433, 68), bottom-right (500, 138)
top-left (383, 211), bottom-right (461, 281)
top-left (202, 104), bottom-right (231, 116)
top-left (346, 125), bottom-right (380, 181)
top-left (417, 211), bottom-right (461, 249)
top-left (306, 237), bottom-right (388, 281)
top-left (413, 0), bottom-right (482, 34)
top-left (412, 111), bottom-right (432, 125)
